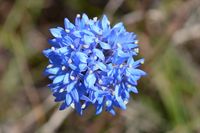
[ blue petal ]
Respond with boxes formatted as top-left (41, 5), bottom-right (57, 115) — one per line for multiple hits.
top-left (127, 77), bottom-right (137, 85)
top-left (96, 105), bottom-right (103, 115)
top-left (73, 31), bottom-right (82, 38)
top-left (59, 102), bottom-right (67, 110)
top-left (53, 75), bottom-right (65, 84)
top-left (90, 25), bottom-right (102, 35)
top-left (75, 15), bottom-right (81, 27)
top-left (43, 49), bottom-right (52, 57)
top-left (128, 68), bottom-right (146, 76)
top-left (67, 81), bottom-right (77, 92)
top-left (75, 102), bottom-right (83, 115)
top-left (117, 49), bottom-right (130, 58)
top-left (133, 59), bottom-right (144, 68)
top-left (83, 35), bottom-right (94, 45)
top-left (117, 32), bottom-right (135, 44)
top-left (89, 91), bottom-right (98, 103)
top-left (128, 86), bottom-right (138, 93)
top-left (84, 73), bottom-right (96, 88)
top-left (97, 96), bottom-right (104, 104)
top-left (64, 18), bottom-right (75, 29)
top-left (101, 15), bottom-right (109, 30)
top-left (45, 67), bottom-right (60, 75)
top-left (123, 43), bottom-right (138, 49)
top-left (75, 52), bottom-right (88, 63)
top-left (80, 95), bottom-right (91, 102)
top-left (123, 90), bottom-right (130, 99)
top-left (48, 39), bottom-right (59, 47)
top-left (96, 62), bottom-right (107, 71)
top-left (107, 108), bottom-right (116, 115)
top-left (93, 48), bottom-right (105, 61)
top-left (63, 73), bottom-right (70, 84)
top-left (56, 47), bottom-right (69, 54)
top-left (69, 64), bottom-right (77, 70)
top-left (106, 100), bottom-right (112, 107)
top-left (102, 76), bottom-right (113, 85)
top-left (113, 22), bottom-right (124, 29)
top-left (54, 92), bottom-right (66, 102)
top-left (71, 89), bottom-right (79, 102)
top-left (99, 42), bottom-right (111, 49)
top-left (79, 63), bottom-right (87, 71)
top-left (49, 28), bottom-right (63, 38)
top-left (116, 97), bottom-right (126, 110)
top-left (82, 13), bottom-right (89, 24)
top-left (82, 30), bottom-right (94, 36)
top-left (66, 93), bottom-right (72, 106)
top-left (114, 85), bottom-right (120, 97)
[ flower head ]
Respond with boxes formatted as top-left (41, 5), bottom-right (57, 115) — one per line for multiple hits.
top-left (43, 13), bottom-right (146, 115)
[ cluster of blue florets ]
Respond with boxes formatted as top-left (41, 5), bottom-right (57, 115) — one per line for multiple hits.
top-left (43, 13), bottom-right (146, 115)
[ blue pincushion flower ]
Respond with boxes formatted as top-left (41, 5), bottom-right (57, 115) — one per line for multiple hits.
top-left (43, 14), bottom-right (146, 115)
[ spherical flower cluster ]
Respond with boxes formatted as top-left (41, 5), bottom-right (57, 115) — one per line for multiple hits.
top-left (43, 13), bottom-right (146, 115)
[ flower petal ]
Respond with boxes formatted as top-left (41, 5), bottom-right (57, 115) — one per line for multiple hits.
top-left (64, 18), bottom-right (75, 30)
top-left (66, 93), bottom-right (72, 106)
top-left (84, 73), bottom-right (96, 88)
top-left (75, 52), bottom-right (88, 63)
top-left (49, 27), bottom-right (63, 38)
top-left (71, 89), bottom-right (79, 102)
top-left (96, 62), bottom-right (107, 72)
top-left (96, 105), bottom-right (103, 115)
top-left (63, 73), bottom-right (70, 84)
top-left (53, 75), bottom-right (65, 84)
top-left (93, 48), bottom-right (105, 61)
top-left (45, 67), bottom-right (60, 75)
top-left (128, 86), bottom-right (138, 93)
top-left (99, 42), bottom-right (111, 49)
top-left (67, 81), bottom-right (77, 92)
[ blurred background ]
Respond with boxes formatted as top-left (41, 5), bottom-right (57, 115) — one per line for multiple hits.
top-left (0, 0), bottom-right (200, 133)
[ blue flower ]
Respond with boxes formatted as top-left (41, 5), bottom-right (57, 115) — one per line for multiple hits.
top-left (43, 13), bottom-right (146, 115)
